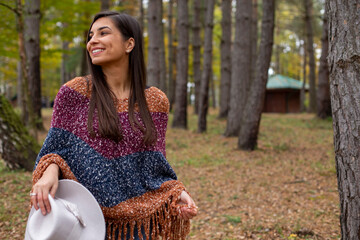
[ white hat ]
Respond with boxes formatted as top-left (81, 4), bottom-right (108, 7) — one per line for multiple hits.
top-left (25, 179), bottom-right (105, 240)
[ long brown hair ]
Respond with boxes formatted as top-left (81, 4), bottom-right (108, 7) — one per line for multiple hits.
top-left (86, 12), bottom-right (156, 145)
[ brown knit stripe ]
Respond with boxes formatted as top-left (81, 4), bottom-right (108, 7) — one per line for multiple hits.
top-left (64, 76), bottom-right (170, 113)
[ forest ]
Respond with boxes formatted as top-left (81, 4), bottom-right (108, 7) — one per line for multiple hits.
top-left (0, 0), bottom-right (360, 239)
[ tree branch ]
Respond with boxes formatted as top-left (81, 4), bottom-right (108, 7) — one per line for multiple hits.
top-left (0, 3), bottom-right (19, 16)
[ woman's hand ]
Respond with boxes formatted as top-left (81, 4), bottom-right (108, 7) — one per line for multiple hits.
top-left (30, 164), bottom-right (60, 216)
top-left (177, 191), bottom-right (198, 220)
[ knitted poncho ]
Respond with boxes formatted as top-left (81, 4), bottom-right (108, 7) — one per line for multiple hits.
top-left (32, 77), bottom-right (190, 240)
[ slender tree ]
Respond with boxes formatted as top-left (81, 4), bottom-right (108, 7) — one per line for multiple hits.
top-left (251, 0), bottom-right (258, 82)
top-left (224, 0), bottom-right (252, 136)
top-left (193, 0), bottom-right (202, 114)
top-left (198, 0), bottom-right (215, 132)
top-left (147, 0), bottom-right (161, 87)
top-left (316, 7), bottom-right (331, 119)
top-left (219, 0), bottom-right (232, 119)
top-left (238, 0), bottom-right (275, 150)
top-left (159, 0), bottom-right (167, 93)
top-left (24, 0), bottom-right (42, 129)
top-left (139, 0), bottom-right (144, 33)
top-left (304, 0), bottom-right (317, 112)
top-left (167, 0), bottom-right (175, 108)
top-left (328, 0), bottom-right (360, 238)
top-left (300, 39), bottom-right (307, 112)
top-left (172, 0), bottom-right (189, 128)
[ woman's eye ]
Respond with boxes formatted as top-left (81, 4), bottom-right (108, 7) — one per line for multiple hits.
top-left (100, 32), bottom-right (108, 36)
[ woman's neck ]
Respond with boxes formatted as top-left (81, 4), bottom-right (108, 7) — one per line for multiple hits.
top-left (102, 60), bottom-right (131, 100)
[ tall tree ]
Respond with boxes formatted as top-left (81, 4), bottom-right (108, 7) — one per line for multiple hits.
top-left (304, 0), bottom-right (317, 112)
top-left (167, 0), bottom-right (175, 108)
top-left (139, 0), bottom-right (144, 33)
top-left (300, 39), bottom-right (307, 112)
top-left (172, 0), bottom-right (189, 128)
top-left (316, 7), bottom-right (331, 119)
top-left (251, 0), bottom-right (258, 81)
top-left (192, 0), bottom-right (202, 114)
top-left (24, 0), bottom-right (42, 129)
top-left (238, 0), bottom-right (275, 150)
top-left (327, 0), bottom-right (360, 238)
top-left (147, 0), bottom-right (161, 88)
top-left (159, 1), bottom-right (167, 93)
top-left (224, 0), bottom-right (252, 136)
top-left (218, 0), bottom-right (232, 119)
top-left (198, 0), bottom-right (215, 132)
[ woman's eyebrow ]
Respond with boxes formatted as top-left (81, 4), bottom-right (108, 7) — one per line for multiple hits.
top-left (89, 26), bottom-right (112, 34)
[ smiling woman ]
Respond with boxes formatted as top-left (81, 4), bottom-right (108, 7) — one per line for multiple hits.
top-left (27, 12), bottom-right (197, 240)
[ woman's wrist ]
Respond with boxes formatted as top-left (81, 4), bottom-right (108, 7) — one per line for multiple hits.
top-left (44, 163), bottom-right (60, 178)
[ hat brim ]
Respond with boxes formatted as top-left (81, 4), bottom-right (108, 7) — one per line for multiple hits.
top-left (25, 179), bottom-right (105, 240)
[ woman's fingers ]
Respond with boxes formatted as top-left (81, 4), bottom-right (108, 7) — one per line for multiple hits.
top-left (49, 181), bottom-right (58, 199)
top-left (30, 193), bottom-right (39, 210)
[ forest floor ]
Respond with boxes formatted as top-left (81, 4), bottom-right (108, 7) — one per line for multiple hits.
top-left (0, 108), bottom-right (340, 239)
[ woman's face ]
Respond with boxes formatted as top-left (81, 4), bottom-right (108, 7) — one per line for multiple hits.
top-left (87, 17), bottom-right (132, 66)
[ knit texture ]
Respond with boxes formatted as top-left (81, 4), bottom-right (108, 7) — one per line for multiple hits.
top-left (32, 77), bottom-right (190, 240)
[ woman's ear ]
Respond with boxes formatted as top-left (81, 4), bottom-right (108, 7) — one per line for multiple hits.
top-left (125, 38), bottom-right (135, 53)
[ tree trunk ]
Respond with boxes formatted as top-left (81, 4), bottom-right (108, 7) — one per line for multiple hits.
top-left (193, 0), bottom-right (202, 114)
top-left (0, 95), bottom-right (40, 171)
top-left (198, 0), bottom-right (215, 132)
top-left (327, 0), bottom-right (360, 238)
top-left (24, 0), bottom-right (42, 129)
top-left (218, 0), bottom-right (232, 119)
top-left (147, 0), bottom-right (161, 88)
top-left (238, 0), bottom-right (275, 150)
top-left (159, 0), bottom-right (167, 93)
top-left (80, 30), bottom-right (89, 76)
top-left (251, 0), bottom-right (258, 81)
top-left (300, 39), bottom-right (307, 112)
top-left (61, 41), bottom-right (70, 85)
top-left (224, 0), bottom-right (252, 137)
top-left (305, 0), bottom-right (317, 113)
top-left (101, 0), bottom-right (111, 11)
top-left (316, 8), bottom-right (331, 119)
top-left (139, 0), bottom-right (144, 33)
top-left (172, 0), bottom-right (189, 129)
top-left (167, 0), bottom-right (175, 109)
top-left (211, 69), bottom-right (216, 108)
top-left (17, 61), bottom-right (22, 108)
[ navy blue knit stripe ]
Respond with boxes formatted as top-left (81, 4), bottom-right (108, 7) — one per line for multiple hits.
top-left (36, 128), bottom-right (177, 208)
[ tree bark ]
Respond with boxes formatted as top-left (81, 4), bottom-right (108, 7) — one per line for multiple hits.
top-left (24, 0), bottom-right (42, 129)
top-left (327, 0), bottom-right (360, 238)
top-left (147, 0), bottom-right (161, 88)
top-left (0, 95), bottom-right (40, 171)
top-left (305, 0), bottom-right (317, 113)
top-left (193, 0), bottom-right (202, 114)
top-left (17, 61), bottom-right (22, 109)
top-left (251, 0), bottom-right (258, 81)
top-left (172, 0), bottom-right (189, 129)
top-left (218, 0), bottom-right (232, 119)
top-left (198, 0), bottom-right (215, 132)
top-left (167, 0), bottom-right (175, 109)
top-left (300, 39), bottom-right (307, 112)
top-left (224, 0), bottom-right (252, 136)
top-left (238, 0), bottom-right (275, 150)
top-left (159, 0), bottom-right (167, 93)
top-left (61, 41), bottom-right (70, 85)
top-left (316, 8), bottom-right (331, 119)
top-left (139, 0), bottom-right (144, 33)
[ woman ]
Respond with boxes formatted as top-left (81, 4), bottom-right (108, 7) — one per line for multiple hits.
top-left (30, 12), bottom-right (197, 240)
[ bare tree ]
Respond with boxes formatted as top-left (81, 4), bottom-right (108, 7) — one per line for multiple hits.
top-left (198, 0), bottom-right (215, 132)
top-left (172, 0), bottom-right (189, 128)
top-left (327, 0), bottom-right (360, 238)
top-left (147, 0), bottom-right (161, 88)
top-left (224, 0), bottom-right (252, 136)
top-left (316, 7), bottom-right (331, 119)
top-left (238, 0), bottom-right (275, 150)
top-left (304, 0), bottom-right (317, 113)
top-left (218, 0), bottom-right (232, 119)
top-left (193, 0), bottom-right (202, 114)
